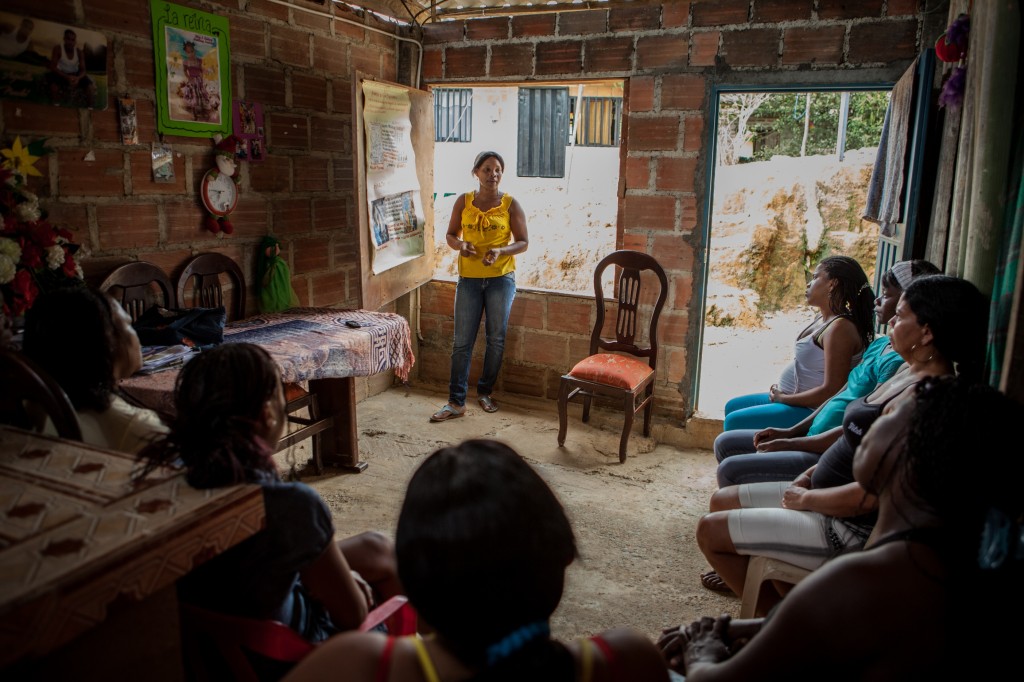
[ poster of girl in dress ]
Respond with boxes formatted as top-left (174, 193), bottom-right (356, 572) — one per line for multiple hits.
top-left (165, 28), bottom-right (220, 124)
top-left (150, 0), bottom-right (231, 138)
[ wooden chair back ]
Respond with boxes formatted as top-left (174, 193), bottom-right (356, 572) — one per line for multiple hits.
top-left (0, 348), bottom-right (82, 440)
top-left (99, 261), bottom-right (175, 323)
top-left (177, 253), bottom-right (246, 321)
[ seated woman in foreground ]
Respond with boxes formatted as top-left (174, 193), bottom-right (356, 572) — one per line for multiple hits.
top-left (722, 255), bottom-right (875, 432)
top-left (697, 275), bottom-right (988, 597)
top-left (712, 259), bottom-right (941, 487)
top-left (284, 439), bottom-right (671, 682)
top-left (136, 342), bottom-right (401, 641)
top-left (660, 376), bottom-right (1024, 680)
top-left (22, 286), bottom-right (167, 453)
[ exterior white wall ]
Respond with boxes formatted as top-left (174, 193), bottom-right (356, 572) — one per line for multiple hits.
top-left (432, 86), bottom-right (620, 294)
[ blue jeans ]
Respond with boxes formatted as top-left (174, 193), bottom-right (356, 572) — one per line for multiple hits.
top-left (714, 430), bottom-right (820, 487)
top-left (448, 273), bottom-right (516, 407)
top-left (723, 392), bottom-right (812, 431)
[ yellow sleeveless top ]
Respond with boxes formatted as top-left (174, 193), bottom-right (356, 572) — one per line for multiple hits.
top-left (458, 191), bottom-right (516, 278)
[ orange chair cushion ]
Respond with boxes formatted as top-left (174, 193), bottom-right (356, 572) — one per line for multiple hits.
top-left (284, 382), bottom-right (308, 403)
top-left (568, 354), bottom-right (653, 390)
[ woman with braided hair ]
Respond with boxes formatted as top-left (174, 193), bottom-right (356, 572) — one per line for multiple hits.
top-left (661, 375), bottom-right (1024, 679)
top-left (136, 343), bottom-right (400, 643)
top-left (722, 255), bottom-right (876, 432)
top-left (285, 439), bottom-right (671, 682)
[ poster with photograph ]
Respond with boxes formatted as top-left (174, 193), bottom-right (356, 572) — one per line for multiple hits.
top-left (0, 12), bottom-right (108, 109)
top-left (150, 0), bottom-right (231, 138)
top-left (232, 99), bottom-right (266, 163)
top-left (361, 80), bottom-right (425, 274)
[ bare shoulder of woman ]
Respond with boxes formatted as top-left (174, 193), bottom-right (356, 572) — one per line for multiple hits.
top-left (821, 315), bottom-right (863, 348)
top-left (578, 627), bottom-right (670, 681)
top-left (283, 632), bottom-right (386, 682)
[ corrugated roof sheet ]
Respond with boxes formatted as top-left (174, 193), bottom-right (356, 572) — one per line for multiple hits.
top-left (339, 0), bottom-right (649, 26)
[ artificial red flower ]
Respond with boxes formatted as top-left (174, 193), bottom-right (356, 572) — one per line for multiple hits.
top-left (62, 251), bottom-right (77, 278)
top-left (9, 269), bottom-right (38, 316)
top-left (27, 221), bottom-right (57, 248)
top-left (18, 239), bottom-right (42, 269)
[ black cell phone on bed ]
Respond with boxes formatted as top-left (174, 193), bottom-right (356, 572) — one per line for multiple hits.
top-left (345, 320), bottom-right (361, 328)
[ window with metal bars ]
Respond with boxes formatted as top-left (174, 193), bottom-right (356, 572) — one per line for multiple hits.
top-left (434, 88), bottom-right (472, 143)
top-left (568, 96), bottom-right (623, 147)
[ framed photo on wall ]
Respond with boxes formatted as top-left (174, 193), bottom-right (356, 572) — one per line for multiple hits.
top-left (150, 0), bottom-right (231, 138)
top-left (0, 11), bottom-right (108, 110)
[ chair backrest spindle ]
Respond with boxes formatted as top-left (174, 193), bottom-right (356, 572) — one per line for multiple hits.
top-left (177, 253), bottom-right (246, 322)
top-left (98, 261), bottom-right (175, 323)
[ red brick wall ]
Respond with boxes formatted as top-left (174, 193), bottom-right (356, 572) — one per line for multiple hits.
top-left (0, 0), bottom-right (399, 311)
top-left (420, 0), bottom-right (930, 420)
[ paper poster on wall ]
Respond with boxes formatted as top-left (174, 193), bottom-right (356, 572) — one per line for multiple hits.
top-left (361, 79), bottom-right (425, 275)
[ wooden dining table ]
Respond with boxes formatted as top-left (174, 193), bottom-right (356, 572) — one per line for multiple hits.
top-left (119, 307), bottom-right (415, 473)
top-left (0, 426), bottom-right (265, 679)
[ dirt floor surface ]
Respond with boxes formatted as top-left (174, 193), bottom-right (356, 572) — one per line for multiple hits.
top-left (275, 383), bottom-right (738, 645)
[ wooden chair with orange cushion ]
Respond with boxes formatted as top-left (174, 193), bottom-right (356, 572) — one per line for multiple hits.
top-left (176, 253), bottom-right (331, 473)
top-left (556, 250), bottom-right (668, 463)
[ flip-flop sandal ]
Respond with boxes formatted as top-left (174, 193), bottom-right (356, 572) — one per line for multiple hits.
top-left (700, 570), bottom-right (737, 595)
top-left (430, 404), bottom-right (465, 422)
top-left (478, 395), bottom-right (499, 413)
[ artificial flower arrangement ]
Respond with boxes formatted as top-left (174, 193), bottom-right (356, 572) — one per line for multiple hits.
top-left (0, 136), bottom-right (84, 322)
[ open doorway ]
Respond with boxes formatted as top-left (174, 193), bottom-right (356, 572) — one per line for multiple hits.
top-left (696, 88), bottom-right (891, 418)
top-left (429, 81), bottom-right (623, 295)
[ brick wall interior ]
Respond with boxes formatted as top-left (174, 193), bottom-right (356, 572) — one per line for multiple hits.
top-left (418, 0), bottom-right (933, 420)
top-left (1, 0), bottom-right (399, 315)
top-left (0, 0), bottom-right (936, 421)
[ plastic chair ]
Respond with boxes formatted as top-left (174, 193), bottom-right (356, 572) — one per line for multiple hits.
top-left (556, 250), bottom-right (668, 463)
top-left (176, 252), bottom-right (246, 321)
top-left (176, 253), bottom-right (330, 471)
top-left (0, 348), bottom-right (82, 440)
top-left (180, 596), bottom-right (417, 682)
top-left (739, 555), bottom-right (812, 618)
top-left (99, 261), bottom-right (176, 323)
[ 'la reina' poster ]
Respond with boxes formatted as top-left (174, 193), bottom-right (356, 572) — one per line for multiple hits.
top-left (361, 80), bottom-right (426, 275)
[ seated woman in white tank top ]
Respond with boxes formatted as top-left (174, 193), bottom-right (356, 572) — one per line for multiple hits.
top-left (722, 256), bottom-right (875, 432)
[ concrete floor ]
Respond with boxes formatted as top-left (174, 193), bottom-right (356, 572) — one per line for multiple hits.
top-left (275, 382), bottom-right (737, 643)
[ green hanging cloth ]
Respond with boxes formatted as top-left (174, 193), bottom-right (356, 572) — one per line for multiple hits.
top-left (256, 236), bottom-right (299, 313)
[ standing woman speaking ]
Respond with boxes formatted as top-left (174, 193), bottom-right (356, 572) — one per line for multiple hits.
top-left (431, 151), bottom-right (529, 422)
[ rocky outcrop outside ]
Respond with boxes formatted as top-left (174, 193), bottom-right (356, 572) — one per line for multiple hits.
top-left (706, 147), bottom-right (880, 329)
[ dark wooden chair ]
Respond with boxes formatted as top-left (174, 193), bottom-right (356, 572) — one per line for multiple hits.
top-left (556, 250), bottom-right (668, 463)
top-left (99, 261), bottom-right (176, 323)
top-left (176, 252), bottom-right (246, 321)
top-left (176, 253), bottom-right (331, 472)
top-left (0, 348), bottom-right (82, 440)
